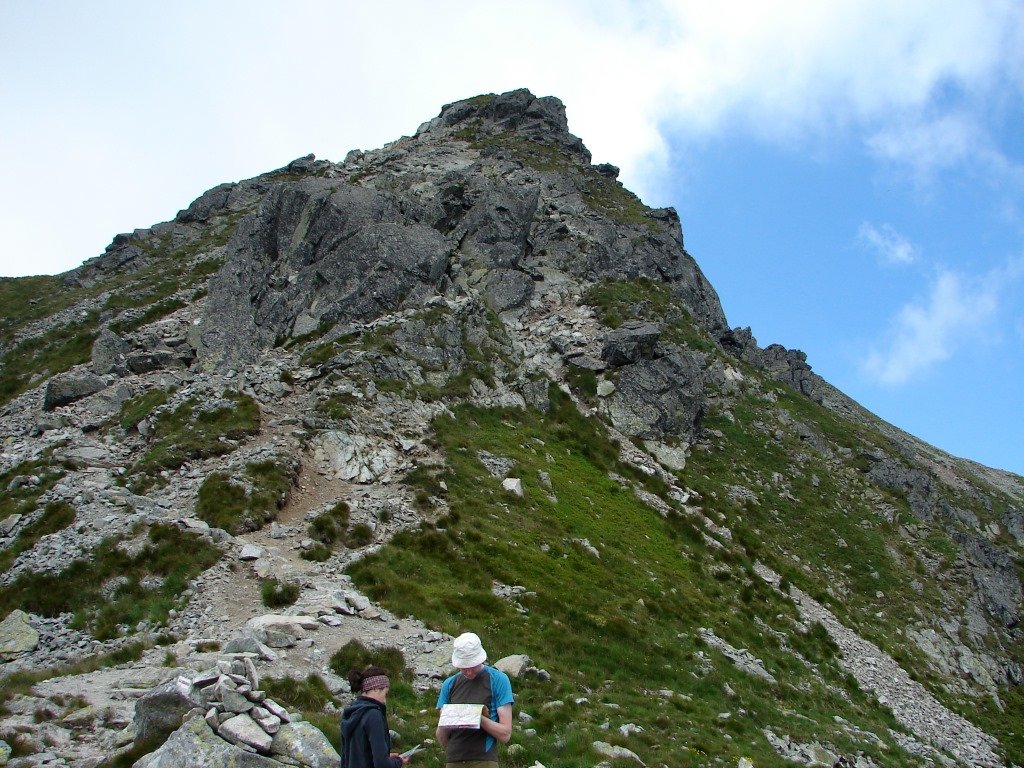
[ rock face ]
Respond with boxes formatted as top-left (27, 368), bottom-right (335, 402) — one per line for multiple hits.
top-left (196, 89), bottom-right (728, 371)
top-left (198, 183), bottom-right (451, 370)
top-left (606, 349), bottom-right (706, 441)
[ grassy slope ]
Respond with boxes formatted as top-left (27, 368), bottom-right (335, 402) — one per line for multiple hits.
top-left (349, 390), bottom-right (928, 768)
top-left (0, 213), bottom-right (236, 408)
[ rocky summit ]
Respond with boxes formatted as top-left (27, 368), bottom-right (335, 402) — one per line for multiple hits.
top-left (0, 89), bottom-right (1021, 768)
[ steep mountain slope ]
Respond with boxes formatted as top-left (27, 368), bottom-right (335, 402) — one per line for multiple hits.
top-left (0, 89), bottom-right (1021, 768)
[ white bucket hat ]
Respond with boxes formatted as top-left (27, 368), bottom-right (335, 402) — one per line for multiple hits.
top-left (451, 632), bottom-right (487, 668)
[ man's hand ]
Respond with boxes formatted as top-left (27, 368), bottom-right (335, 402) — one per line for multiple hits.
top-left (435, 725), bottom-right (449, 747)
top-left (477, 704), bottom-right (513, 744)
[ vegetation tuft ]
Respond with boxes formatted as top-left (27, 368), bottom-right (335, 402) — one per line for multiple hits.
top-left (329, 639), bottom-right (411, 683)
top-left (118, 389), bottom-right (169, 431)
top-left (131, 392), bottom-right (261, 485)
top-left (261, 577), bottom-right (300, 608)
top-left (195, 460), bottom-right (293, 534)
top-left (0, 524), bottom-right (220, 640)
top-left (262, 674), bottom-right (335, 712)
top-left (583, 278), bottom-right (716, 352)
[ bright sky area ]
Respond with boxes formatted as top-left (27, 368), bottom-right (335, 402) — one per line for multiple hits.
top-left (1, 1), bottom-right (1022, 475)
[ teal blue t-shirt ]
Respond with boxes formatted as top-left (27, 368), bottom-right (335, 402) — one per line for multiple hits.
top-left (437, 665), bottom-right (514, 761)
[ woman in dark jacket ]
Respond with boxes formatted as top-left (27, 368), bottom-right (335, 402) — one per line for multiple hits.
top-left (340, 666), bottom-right (410, 768)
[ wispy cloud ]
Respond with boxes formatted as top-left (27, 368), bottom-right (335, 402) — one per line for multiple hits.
top-left (864, 112), bottom-right (1024, 189)
top-left (858, 223), bottom-right (918, 266)
top-left (862, 259), bottom-right (1023, 385)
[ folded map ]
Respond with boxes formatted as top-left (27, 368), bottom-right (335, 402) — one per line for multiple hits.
top-left (438, 703), bottom-right (484, 728)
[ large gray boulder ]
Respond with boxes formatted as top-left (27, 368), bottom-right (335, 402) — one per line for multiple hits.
top-left (42, 370), bottom-right (106, 410)
top-left (485, 268), bottom-right (535, 313)
top-left (91, 328), bottom-right (131, 374)
top-left (0, 610), bottom-right (39, 660)
top-left (133, 678), bottom-right (198, 747)
top-left (601, 322), bottom-right (661, 367)
top-left (219, 713), bottom-right (272, 752)
top-left (270, 721), bottom-right (340, 768)
top-left (133, 717), bottom-right (286, 768)
top-left (607, 349), bottom-right (706, 441)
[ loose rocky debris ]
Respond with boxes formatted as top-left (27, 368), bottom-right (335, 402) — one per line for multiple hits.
top-left (755, 564), bottom-right (1005, 768)
top-left (130, 660), bottom-right (338, 767)
top-left (697, 627), bottom-right (777, 684)
top-left (762, 727), bottom-right (878, 767)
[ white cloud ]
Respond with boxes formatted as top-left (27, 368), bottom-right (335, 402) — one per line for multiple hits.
top-left (865, 112), bottom-right (1024, 189)
top-left (858, 223), bottom-right (918, 266)
top-left (2, 1), bottom-right (1024, 275)
top-left (861, 260), bottom-right (1024, 385)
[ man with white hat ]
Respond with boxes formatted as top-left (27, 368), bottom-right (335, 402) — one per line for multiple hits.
top-left (436, 632), bottom-right (514, 767)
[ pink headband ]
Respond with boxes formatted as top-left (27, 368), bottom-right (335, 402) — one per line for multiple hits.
top-left (361, 674), bottom-right (390, 692)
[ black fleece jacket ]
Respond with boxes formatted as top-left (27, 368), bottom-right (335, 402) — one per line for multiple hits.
top-left (340, 696), bottom-right (402, 768)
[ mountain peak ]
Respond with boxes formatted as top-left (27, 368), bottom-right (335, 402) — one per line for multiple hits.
top-left (416, 88), bottom-right (591, 161)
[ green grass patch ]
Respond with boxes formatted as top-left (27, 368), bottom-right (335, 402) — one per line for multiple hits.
top-left (195, 460), bottom-right (293, 534)
top-left (299, 501), bottom-right (358, 561)
top-left (131, 392), bottom-right (260, 483)
top-left (0, 275), bottom-right (73, 346)
top-left (583, 278), bottom-right (716, 352)
top-left (317, 392), bottom-right (355, 422)
top-left (299, 543), bottom-right (332, 562)
top-left (329, 639), bottom-right (411, 683)
top-left (109, 297), bottom-right (187, 335)
top-left (262, 674), bottom-right (335, 711)
top-left (0, 524), bottom-right (220, 640)
top-left (454, 125), bottom-right (574, 173)
top-left (0, 312), bottom-right (99, 407)
top-left (582, 173), bottom-right (658, 231)
top-left (564, 365), bottom-right (598, 404)
top-left (118, 389), bottom-right (169, 431)
top-left (345, 387), bottom-right (933, 767)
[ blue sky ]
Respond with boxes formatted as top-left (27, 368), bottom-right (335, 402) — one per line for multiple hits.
top-left (1, 1), bottom-right (1022, 475)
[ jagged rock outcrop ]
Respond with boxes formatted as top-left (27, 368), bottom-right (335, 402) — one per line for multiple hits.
top-left (196, 89), bottom-right (729, 372)
top-left (606, 349), bottom-right (706, 441)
